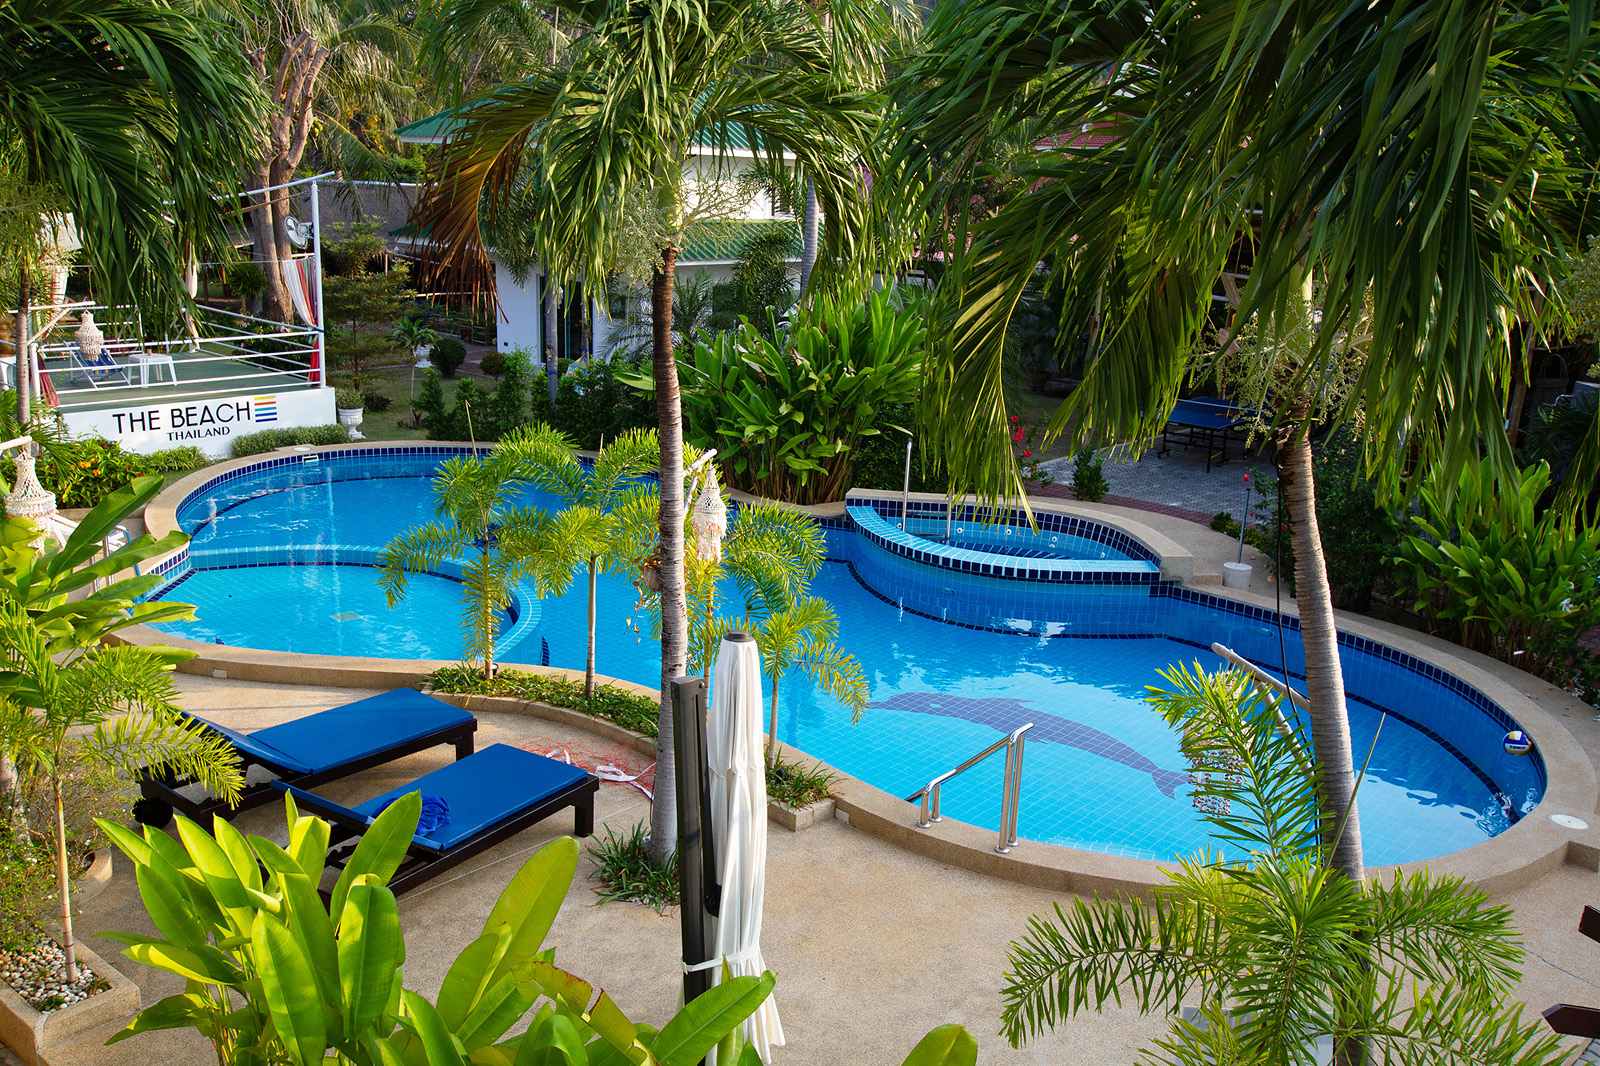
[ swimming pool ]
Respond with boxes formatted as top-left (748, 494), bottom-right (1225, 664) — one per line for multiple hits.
top-left (146, 446), bottom-right (1545, 865)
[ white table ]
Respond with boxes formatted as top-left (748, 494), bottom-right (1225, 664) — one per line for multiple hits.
top-left (130, 350), bottom-right (176, 386)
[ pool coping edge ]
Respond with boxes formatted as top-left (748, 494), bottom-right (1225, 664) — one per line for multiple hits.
top-left (126, 441), bottom-right (1600, 896)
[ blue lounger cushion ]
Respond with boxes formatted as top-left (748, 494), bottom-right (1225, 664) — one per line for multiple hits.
top-left (349, 744), bottom-right (589, 851)
top-left (190, 689), bottom-right (474, 777)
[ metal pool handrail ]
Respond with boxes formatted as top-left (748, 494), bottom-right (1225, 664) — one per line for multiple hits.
top-left (906, 722), bottom-right (1033, 854)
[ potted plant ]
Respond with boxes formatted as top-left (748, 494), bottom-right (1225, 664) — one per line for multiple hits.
top-left (335, 386), bottom-right (366, 439)
top-left (391, 316), bottom-right (440, 368)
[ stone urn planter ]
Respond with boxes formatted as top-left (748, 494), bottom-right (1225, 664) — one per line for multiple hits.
top-left (337, 406), bottom-right (366, 441)
top-left (0, 939), bottom-right (140, 1065)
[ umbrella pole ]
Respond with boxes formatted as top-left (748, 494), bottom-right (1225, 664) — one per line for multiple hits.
top-left (672, 675), bottom-right (716, 1002)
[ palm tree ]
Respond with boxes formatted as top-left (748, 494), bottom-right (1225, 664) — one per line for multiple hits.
top-left (494, 424), bottom-right (662, 697)
top-left (414, 0), bottom-right (880, 860)
top-left (0, 0), bottom-right (263, 423)
top-left (889, 0), bottom-right (1596, 885)
top-left (378, 452), bottom-right (553, 678)
top-left (0, 478), bottom-right (242, 984)
top-left (749, 597), bottom-right (867, 766)
top-left (0, 606), bottom-right (241, 984)
top-left (1000, 663), bottom-right (1566, 1066)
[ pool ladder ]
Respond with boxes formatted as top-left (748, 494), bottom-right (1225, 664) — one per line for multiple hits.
top-left (906, 722), bottom-right (1032, 854)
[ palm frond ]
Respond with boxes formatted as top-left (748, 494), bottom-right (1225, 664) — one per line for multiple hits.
top-left (376, 520), bottom-right (471, 605)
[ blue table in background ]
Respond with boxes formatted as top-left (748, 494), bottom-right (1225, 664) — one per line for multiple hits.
top-left (1160, 397), bottom-right (1248, 472)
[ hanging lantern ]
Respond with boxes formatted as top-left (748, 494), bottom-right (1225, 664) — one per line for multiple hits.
top-left (5, 450), bottom-right (58, 539)
top-left (75, 311), bottom-right (104, 359)
top-left (689, 465), bottom-right (728, 564)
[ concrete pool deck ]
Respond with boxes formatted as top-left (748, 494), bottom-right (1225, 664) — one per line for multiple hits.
top-left (43, 673), bottom-right (1600, 1066)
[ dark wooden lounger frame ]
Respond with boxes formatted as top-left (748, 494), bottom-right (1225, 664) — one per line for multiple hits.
top-left (137, 719), bottom-right (479, 824)
top-left (288, 773), bottom-right (599, 898)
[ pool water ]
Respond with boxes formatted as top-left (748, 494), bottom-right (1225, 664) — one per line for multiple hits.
top-left (152, 451), bottom-right (1542, 865)
top-left (905, 518), bottom-right (1136, 562)
top-left (163, 565), bottom-right (515, 660)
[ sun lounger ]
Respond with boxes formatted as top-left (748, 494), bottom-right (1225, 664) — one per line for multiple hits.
top-left (65, 342), bottom-right (131, 387)
top-left (134, 687), bottom-right (477, 827)
top-left (275, 743), bottom-right (599, 897)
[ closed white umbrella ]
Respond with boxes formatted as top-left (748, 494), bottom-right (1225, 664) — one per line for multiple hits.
top-left (707, 631), bottom-right (783, 1060)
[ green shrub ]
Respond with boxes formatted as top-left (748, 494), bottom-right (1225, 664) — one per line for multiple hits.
top-left (1211, 511), bottom-right (1241, 535)
top-left (414, 366), bottom-right (447, 435)
top-left (427, 664), bottom-right (660, 737)
top-left (484, 347), bottom-right (531, 438)
top-left (585, 821), bottom-right (680, 910)
top-left (480, 350), bottom-right (508, 379)
top-left (230, 423), bottom-right (351, 457)
top-left (433, 336), bottom-right (467, 377)
top-left (1397, 457), bottom-right (1600, 680)
top-left (334, 386), bottom-right (363, 410)
top-left (850, 407), bottom-right (948, 493)
top-left (679, 286), bottom-right (927, 503)
top-left (225, 260), bottom-right (267, 300)
top-left (141, 446), bottom-right (208, 473)
top-left (530, 357), bottom-right (655, 450)
top-left (767, 757), bottom-right (836, 808)
top-left (0, 438), bottom-right (210, 509)
top-left (361, 390), bottom-right (392, 413)
top-left (1070, 446), bottom-right (1109, 501)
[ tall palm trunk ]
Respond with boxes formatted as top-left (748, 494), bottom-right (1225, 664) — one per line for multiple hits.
top-left (768, 675), bottom-right (781, 768)
top-left (799, 177), bottom-right (819, 294)
top-left (53, 779), bottom-right (78, 983)
top-left (585, 555), bottom-right (598, 697)
top-left (1279, 416), bottom-right (1364, 884)
top-left (647, 245), bottom-right (686, 864)
top-left (544, 275), bottom-right (559, 405)
top-left (15, 266), bottom-right (30, 426)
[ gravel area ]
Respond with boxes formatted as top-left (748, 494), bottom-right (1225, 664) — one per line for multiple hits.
top-left (0, 938), bottom-right (106, 1012)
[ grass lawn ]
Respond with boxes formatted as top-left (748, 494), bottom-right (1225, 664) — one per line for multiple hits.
top-left (336, 356), bottom-right (498, 443)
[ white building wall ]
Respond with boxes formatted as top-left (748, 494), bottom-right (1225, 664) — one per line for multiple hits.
top-left (492, 259), bottom-right (543, 355)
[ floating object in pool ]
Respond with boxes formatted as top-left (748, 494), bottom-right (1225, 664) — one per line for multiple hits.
top-left (868, 692), bottom-right (1189, 798)
top-left (1503, 730), bottom-right (1532, 755)
top-left (213, 637), bottom-right (223, 644)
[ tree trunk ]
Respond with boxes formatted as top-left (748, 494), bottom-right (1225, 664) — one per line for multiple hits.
top-left (15, 268), bottom-right (31, 427)
top-left (247, 32), bottom-right (328, 325)
top-left (585, 555), bottom-right (597, 698)
top-left (799, 177), bottom-right (819, 294)
top-left (647, 246), bottom-right (686, 864)
top-left (1279, 420), bottom-right (1364, 884)
top-left (251, 185), bottom-right (292, 324)
top-left (768, 675), bottom-right (781, 767)
top-left (544, 276), bottom-right (559, 406)
top-left (53, 780), bottom-right (78, 984)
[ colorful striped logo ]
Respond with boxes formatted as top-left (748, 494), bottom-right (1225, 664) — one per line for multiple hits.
top-left (254, 395), bottom-right (277, 423)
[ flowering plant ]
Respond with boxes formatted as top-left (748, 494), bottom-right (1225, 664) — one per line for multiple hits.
top-left (1010, 415), bottom-right (1055, 486)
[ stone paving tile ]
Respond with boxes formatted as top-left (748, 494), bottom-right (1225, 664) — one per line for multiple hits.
top-left (1039, 440), bottom-right (1274, 521)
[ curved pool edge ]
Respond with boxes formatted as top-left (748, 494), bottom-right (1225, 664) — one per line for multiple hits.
top-left (131, 442), bottom-right (1600, 893)
top-left (110, 616), bottom-right (1600, 898)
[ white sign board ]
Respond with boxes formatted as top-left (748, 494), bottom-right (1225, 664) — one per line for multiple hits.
top-left (63, 388), bottom-right (338, 459)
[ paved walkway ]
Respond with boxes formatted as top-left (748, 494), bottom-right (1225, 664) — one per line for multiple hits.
top-left (60, 677), bottom-right (1167, 1066)
top-left (1038, 442), bottom-right (1273, 522)
top-left (40, 669), bottom-right (1600, 1066)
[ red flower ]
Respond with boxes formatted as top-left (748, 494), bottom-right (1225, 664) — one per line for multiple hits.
top-left (1009, 415), bottom-right (1019, 423)
top-left (1023, 449), bottom-right (1033, 458)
